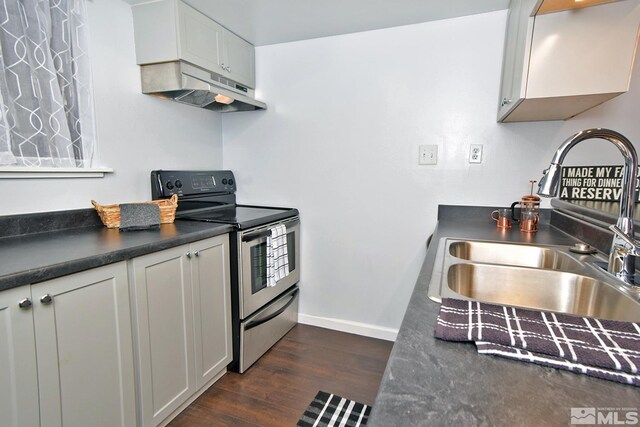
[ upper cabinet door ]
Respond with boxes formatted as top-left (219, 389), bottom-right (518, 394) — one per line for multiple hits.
top-left (222, 31), bottom-right (256, 88)
top-left (526, 1), bottom-right (639, 97)
top-left (497, 0), bottom-right (640, 122)
top-left (497, 0), bottom-right (537, 120)
top-left (177, 1), bottom-right (225, 76)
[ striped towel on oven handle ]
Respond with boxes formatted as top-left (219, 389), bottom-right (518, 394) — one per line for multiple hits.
top-left (434, 298), bottom-right (640, 386)
top-left (266, 224), bottom-right (290, 287)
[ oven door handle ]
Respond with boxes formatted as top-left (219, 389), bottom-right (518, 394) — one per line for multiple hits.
top-left (241, 218), bottom-right (300, 242)
top-left (244, 289), bottom-right (299, 331)
top-left (242, 230), bottom-right (271, 242)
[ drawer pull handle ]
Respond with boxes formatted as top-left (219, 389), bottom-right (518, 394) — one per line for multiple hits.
top-left (40, 294), bottom-right (53, 305)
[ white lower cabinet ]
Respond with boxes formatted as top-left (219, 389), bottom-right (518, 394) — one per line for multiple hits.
top-left (130, 234), bottom-right (232, 427)
top-left (191, 236), bottom-right (233, 390)
top-left (0, 262), bottom-right (137, 427)
top-left (0, 285), bottom-right (40, 427)
top-left (0, 234), bottom-right (231, 427)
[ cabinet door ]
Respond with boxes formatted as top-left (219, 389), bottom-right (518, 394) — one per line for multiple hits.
top-left (0, 286), bottom-right (39, 427)
top-left (131, 245), bottom-right (195, 427)
top-left (223, 30), bottom-right (256, 88)
top-left (497, 0), bottom-right (537, 121)
top-left (33, 262), bottom-right (136, 427)
top-left (177, 1), bottom-right (225, 75)
top-left (191, 235), bottom-right (232, 390)
top-left (131, 0), bottom-right (180, 65)
top-left (527, 0), bottom-right (640, 98)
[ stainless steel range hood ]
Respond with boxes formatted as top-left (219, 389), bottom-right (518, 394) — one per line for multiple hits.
top-left (140, 61), bottom-right (266, 113)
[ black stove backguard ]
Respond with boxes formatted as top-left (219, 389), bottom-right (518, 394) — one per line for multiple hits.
top-left (151, 170), bottom-right (237, 204)
top-left (151, 170), bottom-right (298, 228)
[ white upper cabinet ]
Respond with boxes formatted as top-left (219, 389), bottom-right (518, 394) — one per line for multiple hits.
top-left (498, 0), bottom-right (640, 122)
top-left (131, 0), bottom-right (256, 88)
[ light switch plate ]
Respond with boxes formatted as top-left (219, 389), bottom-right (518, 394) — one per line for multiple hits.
top-left (419, 145), bottom-right (438, 165)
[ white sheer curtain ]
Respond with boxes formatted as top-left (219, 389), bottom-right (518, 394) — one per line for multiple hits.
top-left (0, 0), bottom-right (96, 168)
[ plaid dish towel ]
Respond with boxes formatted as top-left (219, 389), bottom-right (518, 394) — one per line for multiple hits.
top-left (266, 224), bottom-right (290, 287)
top-left (435, 298), bottom-right (640, 386)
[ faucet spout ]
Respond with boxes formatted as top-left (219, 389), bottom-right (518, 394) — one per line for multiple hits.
top-left (537, 128), bottom-right (639, 285)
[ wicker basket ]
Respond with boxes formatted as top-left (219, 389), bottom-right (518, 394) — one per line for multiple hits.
top-left (91, 194), bottom-right (178, 229)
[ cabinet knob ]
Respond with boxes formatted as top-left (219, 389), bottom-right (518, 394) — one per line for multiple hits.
top-left (186, 251), bottom-right (192, 258)
top-left (194, 250), bottom-right (200, 257)
top-left (18, 298), bottom-right (32, 309)
top-left (40, 294), bottom-right (53, 305)
top-left (501, 98), bottom-right (512, 107)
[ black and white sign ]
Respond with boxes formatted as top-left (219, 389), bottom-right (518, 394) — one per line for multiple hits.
top-left (560, 165), bottom-right (640, 201)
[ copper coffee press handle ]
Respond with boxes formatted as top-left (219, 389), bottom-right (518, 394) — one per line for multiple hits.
top-left (510, 201), bottom-right (520, 222)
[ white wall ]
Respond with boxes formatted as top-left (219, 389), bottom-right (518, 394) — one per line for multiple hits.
top-left (0, 0), bottom-right (223, 215)
top-left (222, 10), bottom-right (640, 338)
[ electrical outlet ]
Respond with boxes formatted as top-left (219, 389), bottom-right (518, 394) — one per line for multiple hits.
top-left (469, 144), bottom-right (483, 164)
top-left (419, 145), bottom-right (438, 165)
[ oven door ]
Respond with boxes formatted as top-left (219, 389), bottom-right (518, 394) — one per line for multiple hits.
top-left (238, 217), bottom-right (300, 319)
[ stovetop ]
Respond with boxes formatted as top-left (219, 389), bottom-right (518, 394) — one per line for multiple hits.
top-left (178, 205), bottom-right (298, 229)
top-left (151, 170), bottom-right (298, 230)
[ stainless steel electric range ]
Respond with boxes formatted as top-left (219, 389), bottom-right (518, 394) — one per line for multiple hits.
top-left (151, 170), bottom-right (300, 373)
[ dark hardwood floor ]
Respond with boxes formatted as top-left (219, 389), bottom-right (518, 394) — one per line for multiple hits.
top-left (169, 324), bottom-right (394, 427)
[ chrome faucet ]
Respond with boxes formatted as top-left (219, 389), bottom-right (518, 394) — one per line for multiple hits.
top-left (537, 128), bottom-right (640, 286)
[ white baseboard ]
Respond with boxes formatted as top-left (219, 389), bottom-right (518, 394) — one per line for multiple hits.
top-left (298, 313), bottom-right (398, 342)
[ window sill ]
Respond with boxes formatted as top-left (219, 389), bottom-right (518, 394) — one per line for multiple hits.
top-left (0, 167), bottom-right (114, 179)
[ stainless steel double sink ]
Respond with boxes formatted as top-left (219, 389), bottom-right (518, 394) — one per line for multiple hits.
top-left (428, 239), bottom-right (640, 322)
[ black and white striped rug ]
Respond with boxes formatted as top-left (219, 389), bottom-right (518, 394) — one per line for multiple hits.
top-left (297, 391), bottom-right (371, 427)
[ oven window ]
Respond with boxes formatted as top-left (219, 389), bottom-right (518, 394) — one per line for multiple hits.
top-left (250, 229), bottom-right (297, 295)
top-left (250, 242), bottom-right (268, 294)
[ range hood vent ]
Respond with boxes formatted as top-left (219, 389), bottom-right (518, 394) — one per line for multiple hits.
top-left (140, 61), bottom-right (266, 113)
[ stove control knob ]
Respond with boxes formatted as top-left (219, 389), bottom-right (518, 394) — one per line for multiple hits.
top-left (165, 181), bottom-right (174, 190)
top-left (175, 179), bottom-right (183, 188)
top-left (222, 178), bottom-right (228, 185)
top-left (228, 179), bottom-right (234, 185)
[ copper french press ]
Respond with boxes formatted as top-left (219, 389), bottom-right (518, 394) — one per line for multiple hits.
top-left (511, 181), bottom-right (540, 233)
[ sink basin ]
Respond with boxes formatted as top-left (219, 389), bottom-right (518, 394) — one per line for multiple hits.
top-left (449, 240), bottom-right (583, 271)
top-left (428, 238), bottom-right (640, 322)
top-left (447, 263), bottom-right (640, 322)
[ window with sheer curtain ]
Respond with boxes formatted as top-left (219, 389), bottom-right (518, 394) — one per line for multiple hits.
top-left (0, 0), bottom-right (96, 168)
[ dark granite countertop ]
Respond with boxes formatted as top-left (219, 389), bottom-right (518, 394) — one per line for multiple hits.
top-left (0, 220), bottom-right (233, 291)
top-left (369, 205), bottom-right (640, 427)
